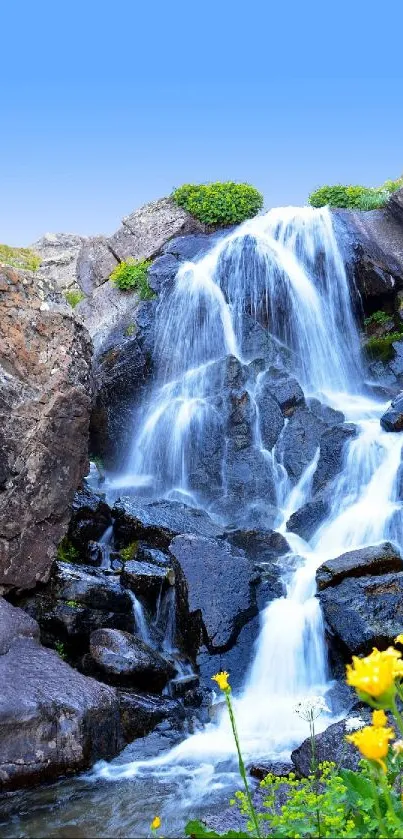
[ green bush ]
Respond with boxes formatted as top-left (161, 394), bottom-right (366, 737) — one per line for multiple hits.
top-left (56, 537), bottom-right (79, 564)
top-left (120, 541), bottom-right (138, 562)
top-left (0, 243), bottom-right (41, 271)
top-left (308, 176), bottom-right (403, 211)
top-left (110, 258), bottom-right (154, 297)
top-left (365, 331), bottom-right (403, 362)
top-left (172, 182), bottom-right (264, 226)
top-left (364, 310), bottom-right (393, 327)
top-left (64, 289), bottom-right (85, 308)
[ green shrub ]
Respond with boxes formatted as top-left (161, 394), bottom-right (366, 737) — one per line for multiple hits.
top-left (172, 182), bottom-right (264, 226)
top-left (364, 310), bottom-right (393, 327)
top-left (56, 536), bottom-right (79, 564)
top-left (120, 541), bottom-right (138, 563)
top-left (125, 323), bottom-right (136, 337)
top-left (65, 599), bottom-right (80, 608)
top-left (110, 258), bottom-right (154, 297)
top-left (365, 331), bottom-right (403, 362)
top-left (0, 243), bottom-right (41, 271)
top-left (54, 640), bottom-right (66, 660)
top-left (308, 175), bottom-right (403, 211)
top-left (64, 289), bottom-right (85, 308)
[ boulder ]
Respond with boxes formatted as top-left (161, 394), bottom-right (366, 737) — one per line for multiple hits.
top-left (107, 197), bottom-right (205, 263)
top-left (121, 558), bottom-right (175, 598)
top-left (276, 404), bottom-right (333, 483)
top-left (291, 711), bottom-right (373, 776)
top-left (169, 534), bottom-right (258, 653)
top-left (68, 485), bottom-right (112, 550)
top-left (75, 280), bottom-right (140, 352)
top-left (258, 367), bottom-right (305, 417)
top-left (286, 493), bottom-right (330, 541)
top-left (147, 254), bottom-right (180, 294)
top-left (316, 542), bottom-right (403, 591)
top-left (30, 232), bottom-right (87, 291)
top-left (318, 571), bottom-right (403, 655)
top-left (333, 208), bottom-right (403, 300)
top-left (255, 378), bottom-right (285, 450)
top-left (0, 266), bottom-right (92, 592)
top-left (380, 393), bottom-right (403, 431)
top-left (113, 498), bottom-right (223, 550)
top-left (88, 628), bottom-right (175, 691)
top-left (387, 187), bottom-right (403, 225)
top-left (76, 236), bottom-right (118, 295)
top-left (0, 598), bottom-right (121, 790)
top-left (225, 529), bottom-right (290, 560)
top-left (197, 614), bottom-right (261, 695)
top-left (312, 423), bottom-right (357, 493)
top-left (118, 690), bottom-right (185, 741)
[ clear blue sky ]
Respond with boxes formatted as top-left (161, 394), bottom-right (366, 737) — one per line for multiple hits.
top-left (1, 1), bottom-right (403, 245)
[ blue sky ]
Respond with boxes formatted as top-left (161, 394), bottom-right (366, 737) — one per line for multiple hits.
top-left (1, 1), bottom-right (403, 245)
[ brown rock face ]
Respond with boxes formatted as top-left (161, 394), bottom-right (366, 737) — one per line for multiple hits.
top-left (0, 266), bottom-right (93, 591)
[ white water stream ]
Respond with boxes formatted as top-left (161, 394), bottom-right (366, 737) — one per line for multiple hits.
top-left (94, 208), bottom-right (403, 817)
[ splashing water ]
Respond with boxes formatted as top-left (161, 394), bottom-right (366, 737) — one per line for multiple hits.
top-left (93, 208), bottom-right (403, 824)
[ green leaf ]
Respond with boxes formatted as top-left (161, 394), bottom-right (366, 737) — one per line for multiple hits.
top-left (184, 821), bottom-right (249, 838)
top-left (339, 768), bottom-right (373, 801)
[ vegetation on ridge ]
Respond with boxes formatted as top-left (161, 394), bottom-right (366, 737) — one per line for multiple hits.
top-left (64, 288), bottom-right (85, 308)
top-left (309, 176), bottom-right (403, 211)
top-left (109, 258), bottom-right (154, 297)
top-left (0, 243), bottom-right (41, 271)
top-left (172, 181), bottom-right (264, 226)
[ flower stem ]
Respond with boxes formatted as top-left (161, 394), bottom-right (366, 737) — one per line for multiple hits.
top-left (225, 692), bottom-right (261, 839)
top-left (391, 696), bottom-right (403, 738)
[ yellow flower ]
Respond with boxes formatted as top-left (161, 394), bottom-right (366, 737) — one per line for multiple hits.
top-left (372, 709), bottom-right (388, 727)
top-left (151, 817), bottom-right (161, 831)
top-left (346, 647), bottom-right (403, 699)
top-left (346, 724), bottom-right (394, 766)
top-left (395, 635), bottom-right (403, 646)
top-left (212, 671), bottom-right (230, 691)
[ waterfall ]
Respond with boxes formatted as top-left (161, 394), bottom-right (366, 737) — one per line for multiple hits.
top-left (95, 207), bottom-right (403, 806)
top-left (128, 591), bottom-right (154, 648)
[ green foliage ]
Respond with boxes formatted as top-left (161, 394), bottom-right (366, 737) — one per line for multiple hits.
top-left (365, 332), bottom-right (403, 362)
top-left (308, 176), bottom-right (403, 211)
top-left (64, 288), bottom-right (85, 308)
top-left (54, 640), bottom-right (66, 660)
top-left (65, 599), bottom-right (80, 608)
top-left (110, 258), bottom-right (154, 297)
top-left (56, 537), bottom-right (79, 564)
top-left (125, 323), bottom-right (136, 337)
top-left (364, 310), bottom-right (393, 327)
top-left (0, 243), bottom-right (41, 271)
top-left (120, 541), bottom-right (138, 563)
top-left (172, 182), bottom-right (263, 226)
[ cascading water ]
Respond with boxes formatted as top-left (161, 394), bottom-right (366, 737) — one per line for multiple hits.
top-left (97, 206), bottom-right (403, 799)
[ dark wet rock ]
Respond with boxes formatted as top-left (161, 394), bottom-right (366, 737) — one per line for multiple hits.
top-left (380, 392), bottom-right (403, 431)
top-left (333, 208), bottom-right (403, 300)
top-left (0, 598), bottom-right (121, 790)
top-left (276, 405), bottom-right (326, 483)
top-left (162, 231), bottom-right (223, 262)
top-left (68, 485), bottom-right (112, 550)
top-left (286, 493), bottom-right (330, 541)
top-left (291, 711), bottom-right (373, 776)
top-left (0, 266), bottom-right (92, 593)
top-left (316, 542), bottom-right (403, 591)
top-left (390, 342), bottom-right (403, 379)
top-left (76, 236), bottom-right (118, 295)
top-left (88, 628), bottom-right (175, 691)
top-left (118, 690), bottom-right (185, 741)
top-left (312, 423), bottom-right (357, 493)
top-left (113, 498), bottom-right (223, 550)
top-left (121, 558), bottom-right (175, 598)
top-left (50, 562), bottom-right (132, 613)
top-left (307, 398), bottom-right (345, 428)
top-left (168, 674), bottom-right (200, 698)
top-left (226, 529), bottom-right (290, 560)
top-left (225, 444), bottom-right (277, 508)
top-left (255, 378), bottom-right (285, 450)
top-left (169, 534), bottom-right (258, 654)
top-left (226, 388), bottom-right (255, 450)
top-left (318, 571), bottom-right (403, 655)
top-left (239, 312), bottom-right (288, 365)
top-left (136, 544), bottom-right (172, 567)
top-left (249, 760), bottom-right (294, 780)
top-left (197, 614), bottom-right (261, 695)
top-left (388, 187), bottom-right (403, 224)
top-left (259, 367), bottom-right (305, 416)
top-left (147, 254), bottom-right (180, 293)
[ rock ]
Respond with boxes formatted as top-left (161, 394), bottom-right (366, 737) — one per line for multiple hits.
top-left (291, 712), bottom-right (372, 776)
top-left (312, 423), bottom-right (357, 493)
top-left (113, 498), bottom-right (223, 550)
top-left (30, 233), bottom-right (87, 290)
top-left (147, 254), bottom-right (180, 294)
top-left (68, 485), bottom-right (112, 550)
top-left (387, 187), bottom-right (403, 224)
top-left (169, 534), bottom-right (257, 653)
top-left (0, 598), bottom-right (120, 790)
top-left (286, 493), bottom-right (330, 541)
top-left (121, 559), bottom-right (175, 598)
top-left (75, 280), bottom-right (140, 352)
top-left (197, 614), bottom-right (261, 695)
top-left (224, 444), bottom-right (277, 510)
top-left (380, 393), bottom-right (403, 431)
top-left (255, 377), bottom-right (285, 449)
top-left (249, 760), bottom-right (294, 780)
top-left (333, 208), bottom-right (403, 300)
top-left (259, 367), bottom-right (305, 416)
top-left (276, 405), bottom-right (326, 483)
top-left (118, 690), bottom-right (185, 741)
top-left (162, 231), bottom-right (224, 262)
top-left (76, 236), bottom-right (118, 295)
top-left (0, 266), bottom-right (92, 592)
top-left (88, 628), bottom-right (175, 691)
top-left (226, 529), bottom-right (290, 560)
top-left (316, 542), bottom-right (403, 590)
top-left (107, 197), bottom-right (205, 263)
top-left (318, 571), bottom-right (403, 655)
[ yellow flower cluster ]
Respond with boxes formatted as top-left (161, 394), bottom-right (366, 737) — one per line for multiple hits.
top-left (151, 816), bottom-right (161, 830)
top-left (346, 646), bottom-right (403, 699)
top-left (212, 671), bottom-right (230, 692)
top-left (346, 710), bottom-right (395, 766)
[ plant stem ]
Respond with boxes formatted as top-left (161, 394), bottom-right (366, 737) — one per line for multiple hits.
top-left (391, 696), bottom-right (403, 738)
top-left (377, 767), bottom-right (401, 830)
top-left (368, 763), bottom-right (389, 837)
top-left (225, 692), bottom-right (261, 839)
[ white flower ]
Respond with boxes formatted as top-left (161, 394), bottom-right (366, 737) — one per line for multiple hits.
top-left (345, 716), bottom-right (365, 732)
top-left (293, 696), bottom-right (330, 722)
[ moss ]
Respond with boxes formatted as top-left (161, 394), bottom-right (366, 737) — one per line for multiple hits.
top-left (364, 310), bottom-right (393, 327)
top-left (125, 323), bottom-right (136, 337)
top-left (65, 599), bottom-right (80, 609)
top-left (54, 640), bottom-right (66, 659)
top-left (172, 181), bottom-right (263, 226)
top-left (365, 332), bottom-right (403, 362)
top-left (120, 541), bottom-right (139, 563)
top-left (64, 289), bottom-right (85, 308)
top-left (110, 259), bottom-right (154, 297)
top-left (56, 536), bottom-right (79, 564)
top-left (0, 243), bottom-right (41, 271)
